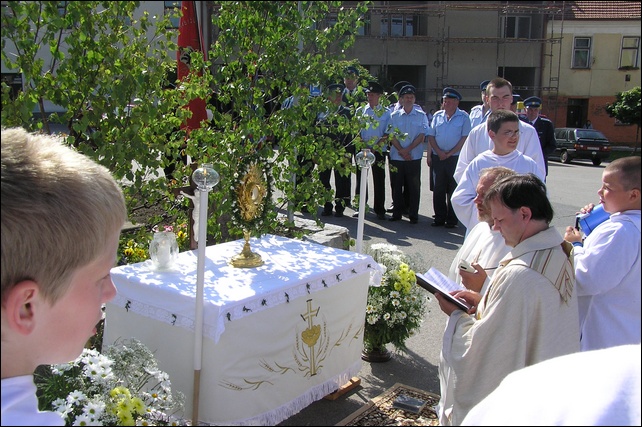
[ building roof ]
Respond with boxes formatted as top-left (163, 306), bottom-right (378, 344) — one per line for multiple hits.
top-left (563, 1), bottom-right (641, 20)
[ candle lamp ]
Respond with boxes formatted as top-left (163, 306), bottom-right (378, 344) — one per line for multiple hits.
top-left (355, 149), bottom-right (376, 253)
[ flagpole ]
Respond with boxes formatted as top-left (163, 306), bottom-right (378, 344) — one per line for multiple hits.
top-left (191, 164), bottom-right (219, 425)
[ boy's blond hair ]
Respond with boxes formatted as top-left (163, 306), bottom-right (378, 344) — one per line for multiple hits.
top-left (1, 127), bottom-right (127, 304)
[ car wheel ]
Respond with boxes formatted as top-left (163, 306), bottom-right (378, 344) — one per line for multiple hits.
top-left (560, 150), bottom-right (571, 164)
top-left (592, 158), bottom-right (602, 166)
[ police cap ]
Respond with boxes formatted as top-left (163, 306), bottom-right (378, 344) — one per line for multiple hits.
top-left (442, 87), bottom-right (462, 100)
top-left (326, 83), bottom-right (345, 93)
top-left (365, 81), bottom-right (384, 94)
top-left (524, 96), bottom-right (542, 108)
top-left (393, 81), bottom-right (412, 94)
top-left (344, 66), bottom-right (359, 77)
top-left (398, 85), bottom-right (416, 96)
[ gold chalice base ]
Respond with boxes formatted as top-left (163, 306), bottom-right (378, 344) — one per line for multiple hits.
top-left (229, 233), bottom-right (264, 268)
top-left (229, 249), bottom-right (264, 268)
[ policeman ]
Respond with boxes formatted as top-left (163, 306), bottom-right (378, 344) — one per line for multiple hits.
top-left (354, 81), bottom-right (391, 219)
top-left (386, 84), bottom-right (430, 224)
top-left (524, 96), bottom-right (556, 178)
top-left (469, 80), bottom-right (491, 128)
top-left (342, 66), bottom-right (366, 108)
top-left (427, 87), bottom-right (471, 228)
top-left (317, 83), bottom-right (353, 217)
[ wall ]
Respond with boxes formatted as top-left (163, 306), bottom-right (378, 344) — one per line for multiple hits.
top-left (544, 19), bottom-right (640, 146)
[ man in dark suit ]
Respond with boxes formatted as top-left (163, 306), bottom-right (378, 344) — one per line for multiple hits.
top-left (524, 96), bottom-right (556, 179)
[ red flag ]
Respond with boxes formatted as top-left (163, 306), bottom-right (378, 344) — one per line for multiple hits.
top-left (177, 0), bottom-right (208, 132)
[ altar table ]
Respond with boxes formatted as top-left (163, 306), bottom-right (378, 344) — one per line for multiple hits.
top-left (103, 234), bottom-right (381, 425)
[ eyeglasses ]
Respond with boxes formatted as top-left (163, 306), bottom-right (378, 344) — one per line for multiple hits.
top-left (501, 130), bottom-right (520, 138)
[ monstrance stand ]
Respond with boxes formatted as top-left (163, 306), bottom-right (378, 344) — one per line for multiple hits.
top-left (230, 163), bottom-right (267, 268)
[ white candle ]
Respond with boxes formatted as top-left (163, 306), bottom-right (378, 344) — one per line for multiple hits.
top-left (157, 239), bottom-right (171, 267)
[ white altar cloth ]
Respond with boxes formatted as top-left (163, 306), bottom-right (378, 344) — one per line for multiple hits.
top-left (104, 234), bottom-right (381, 425)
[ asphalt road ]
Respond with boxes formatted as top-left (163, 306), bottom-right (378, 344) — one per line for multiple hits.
top-left (276, 154), bottom-right (610, 426)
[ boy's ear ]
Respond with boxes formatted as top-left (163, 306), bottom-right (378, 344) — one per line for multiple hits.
top-left (4, 281), bottom-right (39, 335)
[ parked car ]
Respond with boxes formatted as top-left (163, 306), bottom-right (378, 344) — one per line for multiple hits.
top-left (553, 127), bottom-right (611, 166)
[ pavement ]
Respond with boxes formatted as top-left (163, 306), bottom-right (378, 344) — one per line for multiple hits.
top-left (275, 154), bottom-right (609, 426)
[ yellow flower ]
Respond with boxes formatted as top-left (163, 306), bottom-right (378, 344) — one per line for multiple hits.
top-left (110, 386), bottom-right (131, 399)
top-left (131, 396), bottom-right (146, 413)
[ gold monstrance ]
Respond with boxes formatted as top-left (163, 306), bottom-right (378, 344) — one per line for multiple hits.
top-left (230, 163), bottom-right (267, 268)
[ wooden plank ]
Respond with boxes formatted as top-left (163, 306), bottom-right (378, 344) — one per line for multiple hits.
top-left (324, 377), bottom-right (361, 401)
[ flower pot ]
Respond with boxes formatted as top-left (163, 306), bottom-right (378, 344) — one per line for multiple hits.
top-left (361, 346), bottom-right (392, 363)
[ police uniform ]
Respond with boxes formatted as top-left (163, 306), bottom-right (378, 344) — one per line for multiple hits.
top-left (387, 84), bottom-right (429, 223)
top-left (317, 83), bottom-right (353, 217)
top-left (427, 87), bottom-right (471, 227)
top-left (469, 80), bottom-right (490, 128)
top-left (524, 96), bottom-right (556, 177)
top-left (354, 82), bottom-right (390, 219)
top-left (342, 66), bottom-right (366, 108)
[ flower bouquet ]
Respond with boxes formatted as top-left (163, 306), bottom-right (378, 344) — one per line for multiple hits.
top-left (35, 339), bottom-right (187, 426)
top-left (363, 243), bottom-right (427, 356)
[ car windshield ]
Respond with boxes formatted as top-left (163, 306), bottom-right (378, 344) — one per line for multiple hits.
top-left (577, 129), bottom-right (608, 140)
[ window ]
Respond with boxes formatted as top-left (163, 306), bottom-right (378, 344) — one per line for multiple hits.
top-left (572, 37), bottom-right (591, 69)
top-left (165, 1), bottom-right (180, 29)
top-left (1, 73), bottom-right (22, 101)
top-left (620, 36), bottom-right (640, 69)
top-left (501, 16), bottom-right (531, 39)
top-left (324, 14), bottom-right (368, 36)
top-left (381, 15), bottom-right (417, 37)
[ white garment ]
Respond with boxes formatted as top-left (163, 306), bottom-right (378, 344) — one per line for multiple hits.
top-left (573, 210), bottom-right (641, 351)
top-left (455, 120), bottom-right (545, 183)
top-left (461, 344), bottom-right (642, 426)
top-left (439, 222), bottom-right (510, 425)
top-left (1, 375), bottom-right (64, 426)
top-left (447, 221), bottom-right (509, 293)
top-left (441, 227), bottom-right (580, 425)
top-left (451, 150), bottom-right (543, 233)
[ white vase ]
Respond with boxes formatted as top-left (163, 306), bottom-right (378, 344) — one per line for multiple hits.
top-left (149, 231), bottom-right (178, 270)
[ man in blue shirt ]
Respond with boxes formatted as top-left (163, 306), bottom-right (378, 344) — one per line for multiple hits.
top-left (354, 81), bottom-right (391, 220)
top-left (387, 84), bottom-right (429, 224)
top-left (427, 87), bottom-right (471, 228)
top-left (469, 80), bottom-right (490, 128)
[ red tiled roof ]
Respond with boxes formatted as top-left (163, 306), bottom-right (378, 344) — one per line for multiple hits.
top-left (564, 1), bottom-right (641, 20)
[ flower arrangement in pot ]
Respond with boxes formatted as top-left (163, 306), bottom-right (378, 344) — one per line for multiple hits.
top-left (363, 243), bottom-right (427, 361)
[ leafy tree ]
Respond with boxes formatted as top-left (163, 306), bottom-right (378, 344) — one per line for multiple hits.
top-left (1, 1), bottom-right (191, 217)
top-left (1, 1), bottom-right (372, 243)
top-left (605, 86), bottom-right (641, 153)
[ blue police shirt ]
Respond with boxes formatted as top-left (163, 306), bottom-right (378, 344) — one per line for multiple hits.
top-left (388, 107), bottom-right (429, 161)
top-left (357, 104), bottom-right (391, 149)
top-left (427, 108), bottom-right (471, 153)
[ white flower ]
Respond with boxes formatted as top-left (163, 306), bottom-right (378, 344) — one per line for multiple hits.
top-left (35, 339), bottom-right (187, 426)
top-left (72, 413), bottom-right (95, 426)
top-left (68, 390), bottom-right (87, 405)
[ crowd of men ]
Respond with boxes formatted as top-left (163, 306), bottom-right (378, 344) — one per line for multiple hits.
top-left (301, 70), bottom-right (557, 233)
top-left (289, 69), bottom-right (641, 426)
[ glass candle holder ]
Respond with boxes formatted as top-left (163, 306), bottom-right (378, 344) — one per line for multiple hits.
top-left (149, 231), bottom-right (179, 270)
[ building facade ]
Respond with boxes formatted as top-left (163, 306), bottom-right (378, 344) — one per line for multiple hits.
top-left (3, 1), bottom-right (640, 145)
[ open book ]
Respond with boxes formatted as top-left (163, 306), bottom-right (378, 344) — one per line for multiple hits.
top-left (416, 267), bottom-right (471, 311)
